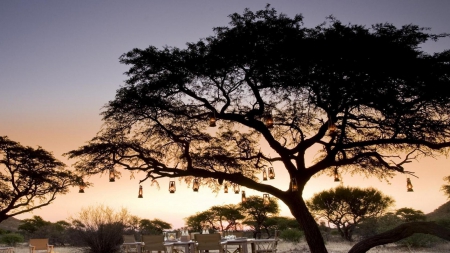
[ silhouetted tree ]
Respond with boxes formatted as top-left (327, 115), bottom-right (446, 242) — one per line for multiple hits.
top-left (240, 195), bottom-right (279, 238)
top-left (66, 5), bottom-right (450, 253)
top-left (0, 136), bottom-right (80, 223)
top-left (140, 218), bottom-right (172, 234)
top-left (395, 207), bottom-right (426, 222)
top-left (185, 210), bottom-right (217, 232)
top-left (210, 204), bottom-right (244, 231)
top-left (307, 186), bottom-right (394, 241)
top-left (441, 175), bottom-right (450, 199)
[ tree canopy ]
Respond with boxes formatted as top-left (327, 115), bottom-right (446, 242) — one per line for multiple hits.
top-left (307, 186), bottom-right (394, 241)
top-left (0, 136), bottom-right (80, 223)
top-left (66, 5), bottom-right (450, 253)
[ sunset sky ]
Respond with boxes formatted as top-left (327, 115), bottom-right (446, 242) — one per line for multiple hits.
top-left (1, 1), bottom-right (450, 229)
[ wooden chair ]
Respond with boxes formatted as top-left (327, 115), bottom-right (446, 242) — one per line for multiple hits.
top-left (141, 234), bottom-right (172, 253)
top-left (253, 239), bottom-right (278, 253)
top-left (122, 234), bottom-right (140, 253)
top-left (195, 233), bottom-right (224, 253)
top-left (29, 239), bottom-right (53, 253)
top-left (225, 231), bottom-right (245, 253)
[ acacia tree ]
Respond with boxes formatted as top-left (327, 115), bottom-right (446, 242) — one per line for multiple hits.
top-left (210, 204), bottom-right (244, 231)
top-left (240, 195), bottom-right (279, 238)
top-left (307, 186), bottom-right (394, 241)
top-left (0, 136), bottom-right (80, 223)
top-left (139, 218), bottom-right (172, 234)
top-left (66, 6), bottom-right (450, 253)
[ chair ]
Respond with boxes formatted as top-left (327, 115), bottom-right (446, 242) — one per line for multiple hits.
top-left (142, 234), bottom-right (172, 253)
top-left (190, 232), bottom-right (200, 241)
top-left (122, 234), bottom-right (140, 253)
top-left (29, 239), bottom-right (54, 253)
top-left (225, 231), bottom-right (244, 253)
top-left (253, 239), bottom-right (278, 253)
top-left (195, 233), bottom-right (224, 253)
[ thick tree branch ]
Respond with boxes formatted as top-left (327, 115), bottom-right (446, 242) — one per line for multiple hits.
top-left (348, 222), bottom-right (450, 253)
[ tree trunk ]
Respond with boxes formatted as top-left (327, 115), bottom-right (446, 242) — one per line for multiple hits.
top-left (348, 221), bottom-right (450, 253)
top-left (287, 196), bottom-right (328, 253)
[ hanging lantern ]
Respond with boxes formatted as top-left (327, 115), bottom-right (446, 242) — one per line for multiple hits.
top-left (138, 185), bottom-right (143, 198)
top-left (291, 178), bottom-right (298, 192)
top-left (407, 178), bottom-right (414, 192)
top-left (263, 194), bottom-right (270, 206)
top-left (334, 167), bottom-right (340, 182)
top-left (224, 183), bottom-right (229, 193)
top-left (193, 178), bottom-right (199, 192)
top-left (265, 114), bottom-right (274, 128)
top-left (169, 181), bottom-right (176, 193)
top-left (78, 183), bottom-right (85, 193)
top-left (328, 121), bottom-right (337, 136)
top-left (109, 169), bottom-right (115, 182)
top-left (268, 167), bottom-right (275, 179)
top-left (233, 183), bottom-right (240, 194)
top-left (209, 113), bottom-right (217, 127)
top-left (241, 190), bottom-right (246, 202)
top-left (262, 168), bottom-right (268, 181)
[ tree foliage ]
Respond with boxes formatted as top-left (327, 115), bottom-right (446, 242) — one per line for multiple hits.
top-left (395, 207), bottom-right (426, 222)
top-left (140, 218), bottom-right (172, 234)
top-left (66, 5), bottom-right (450, 253)
top-left (0, 136), bottom-right (80, 223)
top-left (70, 205), bottom-right (132, 253)
top-left (240, 195), bottom-right (280, 238)
top-left (185, 204), bottom-right (243, 232)
top-left (441, 175), bottom-right (450, 199)
top-left (307, 186), bottom-right (394, 241)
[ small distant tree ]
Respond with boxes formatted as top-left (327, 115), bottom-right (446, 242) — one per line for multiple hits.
top-left (441, 176), bottom-right (450, 199)
top-left (307, 186), bottom-right (394, 241)
top-left (240, 195), bottom-right (280, 238)
top-left (0, 136), bottom-right (80, 223)
top-left (396, 208), bottom-right (426, 222)
top-left (264, 216), bottom-right (299, 232)
top-left (210, 204), bottom-right (244, 231)
top-left (139, 218), bottom-right (172, 234)
top-left (18, 216), bottom-right (51, 235)
top-left (70, 205), bottom-right (131, 253)
top-left (185, 210), bottom-right (217, 232)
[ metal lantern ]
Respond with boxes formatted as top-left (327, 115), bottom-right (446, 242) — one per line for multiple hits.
top-left (291, 178), bottom-right (298, 192)
top-left (268, 167), bottom-right (275, 179)
top-left (138, 185), bottom-right (143, 198)
top-left (224, 183), bottom-right (228, 193)
top-left (334, 167), bottom-right (340, 182)
top-left (263, 194), bottom-right (270, 206)
top-left (262, 168), bottom-right (268, 181)
top-left (407, 178), bottom-right (414, 192)
top-left (233, 183), bottom-right (240, 194)
top-left (265, 114), bottom-right (274, 128)
top-left (78, 183), bottom-right (85, 193)
top-left (193, 178), bottom-right (199, 192)
top-left (328, 121), bottom-right (337, 136)
top-left (209, 113), bottom-right (217, 127)
top-left (241, 190), bottom-right (246, 202)
top-left (169, 181), bottom-right (176, 193)
top-left (109, 169), bottom-right (115, 182)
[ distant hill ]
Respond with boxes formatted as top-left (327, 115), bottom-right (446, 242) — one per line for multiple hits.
top-left (426, 201), bottom-right (450, 221)
top-left (0, 217), bottom-right (22, 232)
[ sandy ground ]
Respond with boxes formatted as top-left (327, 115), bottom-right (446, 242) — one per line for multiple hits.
top-left (5, 241), bottom-right (450, 253)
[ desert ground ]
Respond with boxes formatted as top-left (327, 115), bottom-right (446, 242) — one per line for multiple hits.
top-left (6, 241), bottom-right (450, 253)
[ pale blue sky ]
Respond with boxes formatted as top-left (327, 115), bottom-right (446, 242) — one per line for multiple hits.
top-left (1, 1), bottom-right (449, 227)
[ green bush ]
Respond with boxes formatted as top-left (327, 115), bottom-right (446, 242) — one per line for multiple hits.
top-left (0, 233), bottom-right (24, 246)
top-left (279, 228), bottom-right (303, 243)
top-left (397, 233), bottom-right (443, 248)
